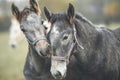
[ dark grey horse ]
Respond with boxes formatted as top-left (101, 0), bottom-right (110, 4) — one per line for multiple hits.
top-left (44, 3), bottom-right (120, 80)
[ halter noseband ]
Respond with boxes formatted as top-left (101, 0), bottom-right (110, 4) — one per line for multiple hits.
top-left (27, 36), bottom-right (47, 46)
top-left (52, 41), bottom-right (76, 64)
top-left (73, 24), bottom-right (84, 50)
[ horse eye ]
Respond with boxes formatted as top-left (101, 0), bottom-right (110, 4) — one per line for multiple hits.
top-left (59, 60), bottom-right (65, 63)
top-left (26, 10), bottom-right (30, 14)
top-left (44, 26), bottom-right (48, 30)
top-left (21, 28), bottom-right (26, 32)
top-left (63, 35), bottom-right (68, 40)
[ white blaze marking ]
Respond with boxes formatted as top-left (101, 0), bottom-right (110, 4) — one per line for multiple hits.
top-left (50, 59), bottom-right (67, 78)
top-left (43, 20), bottom-right (51, 34)
top-left (52, 25), bottom-right (60, 34)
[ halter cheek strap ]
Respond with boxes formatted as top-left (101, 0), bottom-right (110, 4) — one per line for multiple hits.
top-left (73, 24), bottom-right (84, 50)
top-left (66, 41), bottom-right (76, 64)
top-left (32, 36), bottom-right (47, 45)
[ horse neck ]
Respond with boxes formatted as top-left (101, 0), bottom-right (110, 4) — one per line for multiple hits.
top-left (74, 18), bottom-right (98, 63)
top-left (28, 45), bottom-right (46, 73)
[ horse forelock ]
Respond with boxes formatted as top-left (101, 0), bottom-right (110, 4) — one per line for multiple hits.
top-left (50, 12), bottom-right (94, 28)
top-left (19, 7), bottom-right (37, 21)
top-left (50, 13), bottom-right (69, 24)
top-left (75, 13), bottom-right (94, 26)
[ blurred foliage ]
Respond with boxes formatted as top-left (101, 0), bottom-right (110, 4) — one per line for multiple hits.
top-left (0, 17), bottom-right (11, 32)
top-left (103, 2), bottom-right (120, 16)
top-left (103, 1), bottom-right (120, 24)
top-left (0, 0), bottom-right (120, 31)
top-left (76, 0), bottom-right (120, 23)
top-left (38, 0), bottom-right (76, 12)
top-left (38, 0), bottom-right (76, 18)
top-left (0, 32), bottom-right (27, 80)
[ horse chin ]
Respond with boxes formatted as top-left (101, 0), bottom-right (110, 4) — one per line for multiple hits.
top-left (52, 74), bottom-right (66, 80)
top-left (51, 69), bottom-right (66, 80)
top-left (50, 59), bottom-right (67, 79)
top-left (35, 46), bottom-right (49, 58)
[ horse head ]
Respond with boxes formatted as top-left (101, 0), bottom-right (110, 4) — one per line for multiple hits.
top-left (11, 0), bottom-right (49, 56)
top-left (44, 3), bottom-right (77, 79)
top-left (9, 18), bottom-right (24, 48)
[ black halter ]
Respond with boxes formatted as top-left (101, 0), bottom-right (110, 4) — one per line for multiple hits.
top-left (27, 36), bottom-right (47, 46)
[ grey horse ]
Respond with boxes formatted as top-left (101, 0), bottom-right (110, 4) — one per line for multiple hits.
top-left (44, 3), bottom-right (120, 80)
top-left (11, 0), bottom-right (52, 80)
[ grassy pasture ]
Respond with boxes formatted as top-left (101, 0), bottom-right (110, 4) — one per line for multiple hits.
top-left (0, 32), bottom-right (27, 80)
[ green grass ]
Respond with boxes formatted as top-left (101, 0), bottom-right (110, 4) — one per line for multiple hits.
top-left (0, 32), bottom-right (27, 80)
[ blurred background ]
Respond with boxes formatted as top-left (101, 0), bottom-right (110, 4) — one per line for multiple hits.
top-left (0, 0), bottom-right (120, 80)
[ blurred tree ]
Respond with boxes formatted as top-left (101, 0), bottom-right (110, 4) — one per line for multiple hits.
top-left (0, 0), bottom-right (29, 32)
top-left (76, 0), bottom-right (120, 23)
top-left (76, 0), bottom-right (104, 22)
top-left (38, 0), bottom-right (76, 18)
top-left (103, 0), bottom-right (120, 24)
top-left (103, 2), bottom-right (120, 17)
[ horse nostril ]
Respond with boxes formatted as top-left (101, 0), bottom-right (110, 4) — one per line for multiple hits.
top-left (48, 43), bottom-right (50, 46)
top-left (11, 44), bottom-right (16, 48)
top-left (47, 43), bottom-right (50, 48)
top-left (54, 71), bottom-right (62, 79)
top-left (40, 45), bottom-right (50, 57)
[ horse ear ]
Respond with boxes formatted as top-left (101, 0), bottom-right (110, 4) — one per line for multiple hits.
top-left (11, 3), bottom-right (20, 21)
top-left (44, 7), bottom-right (51, 21)
top-left (67, 3), bottom-right (75, 24)
top-left (30, 0), bottom-right (41, 14)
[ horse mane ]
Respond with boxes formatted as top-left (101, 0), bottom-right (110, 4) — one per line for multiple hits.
top-left (75, 13), bottom-right (94, 26)
top-left (73, 13), bottom-right (98, 45)
top-left (49, 12), bottom-right (94, 25)
top-left (113, 27), bottom-right (120, 41)
top-left (19, 7), bottom-right (36, 21)
top-left (74, 12), bottom-right (120, 78)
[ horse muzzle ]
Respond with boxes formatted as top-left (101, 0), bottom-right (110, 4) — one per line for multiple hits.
top-left (50, 59), bottom-right (67, 79)
top-left (35, 40), bottom-right (50, 57)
